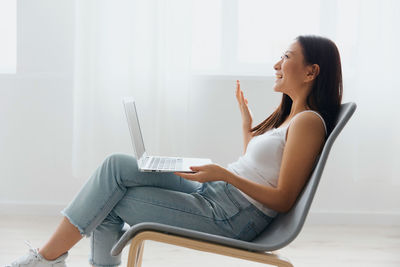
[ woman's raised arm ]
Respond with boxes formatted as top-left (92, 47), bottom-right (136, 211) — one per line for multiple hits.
top-left (235, 80), bottom-right (254, 154)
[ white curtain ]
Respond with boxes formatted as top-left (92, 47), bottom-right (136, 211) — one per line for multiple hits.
top-left (72, 0), bottom-right (400, 191)
top-left (72, 0), bottom-right (194, 179)
top-left (335, 0), bottom-right (400, 186)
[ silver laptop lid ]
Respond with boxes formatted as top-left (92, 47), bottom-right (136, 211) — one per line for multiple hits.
top-left (122, 98), bottom-right (147, 163)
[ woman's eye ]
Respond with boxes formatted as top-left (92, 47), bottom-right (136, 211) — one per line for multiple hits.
top-left (280, 54), bottom-right (289, 60)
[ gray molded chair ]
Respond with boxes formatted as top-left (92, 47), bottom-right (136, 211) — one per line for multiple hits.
top-left (111, 102), bottom-right (357, 267)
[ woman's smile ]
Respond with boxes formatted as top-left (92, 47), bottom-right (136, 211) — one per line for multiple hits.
top-left (275, 73), bottom-right (283, 80)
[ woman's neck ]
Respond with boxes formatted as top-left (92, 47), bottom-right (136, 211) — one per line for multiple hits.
top-left (288, 100), bottom-right (310, 118)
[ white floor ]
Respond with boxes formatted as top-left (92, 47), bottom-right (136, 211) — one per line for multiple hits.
top-left (1, 215), bottom-right (399, 267)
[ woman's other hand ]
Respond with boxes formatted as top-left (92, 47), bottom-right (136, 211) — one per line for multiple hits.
top-left (174, 164), bottom-right (229, 183)
top-left (235, 80), bottom-right (253, 131)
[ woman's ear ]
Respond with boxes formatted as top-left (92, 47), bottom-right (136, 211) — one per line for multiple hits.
top-left (305, 64), bottom-right (320, 82)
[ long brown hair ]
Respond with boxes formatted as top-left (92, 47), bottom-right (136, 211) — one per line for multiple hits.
top-left (250, 35), bottom-right (343, 137)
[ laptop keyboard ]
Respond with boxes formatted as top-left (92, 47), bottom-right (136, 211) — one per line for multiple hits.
top-left (148, 157), bottom-right (182, 171)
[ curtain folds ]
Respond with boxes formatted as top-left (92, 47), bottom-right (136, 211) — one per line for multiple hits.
top-left (72, 0), bottom-right (400, 187)
top-left (72, 0), bottom-right (193, 179)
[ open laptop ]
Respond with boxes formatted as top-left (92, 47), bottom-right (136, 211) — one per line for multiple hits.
top-left (123, 98), bottom-right (212, 173)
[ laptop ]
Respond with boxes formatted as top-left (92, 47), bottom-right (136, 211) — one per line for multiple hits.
top-left (123, 98), bottom-right (212, 173)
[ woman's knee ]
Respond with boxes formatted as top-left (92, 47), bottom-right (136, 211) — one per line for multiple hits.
top-left (101, 153), bottom-right (139, 182)
top-left (103, 153), bottom-right (138, 170)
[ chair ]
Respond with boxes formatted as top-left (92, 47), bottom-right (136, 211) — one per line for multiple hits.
top-left (111, 102), bottom-right (357, 267)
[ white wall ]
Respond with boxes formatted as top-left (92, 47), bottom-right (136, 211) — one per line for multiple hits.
top-left (0, 0), bottom-right (82, 212)
top-left (0, 0), bottom-right (399, 225)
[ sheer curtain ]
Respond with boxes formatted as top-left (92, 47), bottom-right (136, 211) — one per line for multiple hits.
top-left (334, 0), bottom-right (400, 186)
top-left (72, 0), bottom-right (400, 192)
top-left (72, 0), bottom-right (194, 179)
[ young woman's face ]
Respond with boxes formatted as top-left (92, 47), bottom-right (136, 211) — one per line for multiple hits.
top-left (273, 41), bottom-right (310, 95)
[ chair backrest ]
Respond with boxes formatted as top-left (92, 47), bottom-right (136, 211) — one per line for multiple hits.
top-left (252, 102), bottom-right (357, 251)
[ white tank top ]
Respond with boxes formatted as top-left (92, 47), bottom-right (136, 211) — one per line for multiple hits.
top-left (226, 110), bottom-right (327, 217)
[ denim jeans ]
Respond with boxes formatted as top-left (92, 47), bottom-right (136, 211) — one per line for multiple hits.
top-left (61, 153), bottom-right (273, 267)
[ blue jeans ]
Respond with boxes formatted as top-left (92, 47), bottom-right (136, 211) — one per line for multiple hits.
top-left (62, 153), bottom-right (273, 267)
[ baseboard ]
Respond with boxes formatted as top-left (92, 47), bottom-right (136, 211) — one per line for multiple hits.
top-left (0, 202), bottom-right (66, 216)
top-left (307, 210), bottom-right (400, 225)
top-left (1, 202), bottom-right (399, 225)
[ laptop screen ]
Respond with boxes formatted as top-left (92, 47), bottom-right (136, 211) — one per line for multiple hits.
top-left (123, 99), bottom-right (146, 160)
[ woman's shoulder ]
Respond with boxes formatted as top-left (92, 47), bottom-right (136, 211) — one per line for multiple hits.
top-left (283, 110), bottom-right (327, 143)
top-left (281, 113), bottom-right (326, 159)
top-left (290, 110), bottom-right (327, 136)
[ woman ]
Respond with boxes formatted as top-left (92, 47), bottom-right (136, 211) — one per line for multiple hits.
top-left (8, 35), bottom-right (342, 267)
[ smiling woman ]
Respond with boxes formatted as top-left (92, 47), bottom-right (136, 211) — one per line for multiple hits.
top-left (7, 35), bottom-right (343, 267)
top-left (252, 36), bottom-right (342, 137)
top-left (177, 36), bottom-right (340, 215)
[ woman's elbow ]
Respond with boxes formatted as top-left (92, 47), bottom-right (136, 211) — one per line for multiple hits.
top-left (273, 193), bottom-right (295, 213)
top-left (273, 202), bottom-right (292, 213)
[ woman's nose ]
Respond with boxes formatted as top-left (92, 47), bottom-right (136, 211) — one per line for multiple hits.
top-left (274, 59), bottom-right (281, 70)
